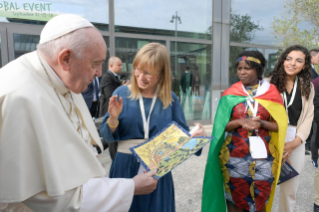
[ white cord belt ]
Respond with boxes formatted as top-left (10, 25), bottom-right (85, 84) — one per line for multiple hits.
top-left (117, 139), bottom-right (147, 154)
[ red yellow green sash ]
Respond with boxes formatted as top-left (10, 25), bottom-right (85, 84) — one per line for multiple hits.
top-left (202, 81), bottom-right (287, 212)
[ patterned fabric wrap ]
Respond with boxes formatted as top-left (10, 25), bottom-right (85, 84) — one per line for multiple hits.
top-left (202, 81), bottom-right (287, 212)
top-left (219, 84), bottom-right (278, 212)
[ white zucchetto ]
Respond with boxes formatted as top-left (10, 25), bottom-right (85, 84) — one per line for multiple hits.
top-left (39, 14), bottom-right (94, 44)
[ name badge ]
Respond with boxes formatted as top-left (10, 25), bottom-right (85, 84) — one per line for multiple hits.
top-left (137, 164), bottom-right (146, 175)
top-left (249, 136), bottom-right (267, 159)
top-left (285, 125), bottom-right (296, 143)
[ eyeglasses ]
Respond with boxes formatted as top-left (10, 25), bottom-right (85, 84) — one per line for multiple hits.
top-left (133, 67), bottom-right (159, 79)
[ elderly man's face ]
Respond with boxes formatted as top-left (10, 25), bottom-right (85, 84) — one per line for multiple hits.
top-left (68, 28), bottom-right (106, 93)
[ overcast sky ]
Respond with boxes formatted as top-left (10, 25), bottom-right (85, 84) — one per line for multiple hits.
top-left (114, 0), bottom-right (212, 33)
top-left (231, 0), bottom-right (286, 45)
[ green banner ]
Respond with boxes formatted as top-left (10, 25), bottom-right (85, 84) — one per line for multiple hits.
top-left (0, 1), bottom-right (83, 21)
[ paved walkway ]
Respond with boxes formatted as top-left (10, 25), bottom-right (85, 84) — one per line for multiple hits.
top-left (0, 133), bottom-right (315, 212)
top-left (100, 129), bottom-right (316, 212)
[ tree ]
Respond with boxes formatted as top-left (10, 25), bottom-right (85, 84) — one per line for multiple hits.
top-left (271, 0), bottom-right (319, 49)
top-left (230, 12), bottom-right (263, 43)
top-left (206, 10), bottom-right (264, 85)
top-left (206, 10), bottom-right (263, 43)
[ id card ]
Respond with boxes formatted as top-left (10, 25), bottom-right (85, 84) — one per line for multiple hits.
top-left (249, 136), bottom-right (267, 159)
top-left (137, 164), bottom-right (146, 175)
top-left (285, 125), bottom-right (296, 143)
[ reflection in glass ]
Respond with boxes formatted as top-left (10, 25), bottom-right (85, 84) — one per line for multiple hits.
top-left (13, 34), bottom-right (39, 59)
top-left (231, 0), bottom-right (285, 45)
top-left (115, 38), bottom-right (165, 80)
top-left (264, 49), bottom-right (280, 77)
top-left (171, 42), bottom-right (212, 121)
top-left (0, 34), bottom-right (2, 67)
top-left (229, 46), bottom-right (262, 86)
top-left (115, 0), bottom-right (212, 40)
top-left (3, 0), bottom-right (109, 30)
top-left (13, 34), bottom-right (109, 74)
top-left (101, 36), bottom-right (110, 75)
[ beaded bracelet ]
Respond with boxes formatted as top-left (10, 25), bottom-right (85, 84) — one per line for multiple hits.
top-left (107, 118), bottom-right (119, 128)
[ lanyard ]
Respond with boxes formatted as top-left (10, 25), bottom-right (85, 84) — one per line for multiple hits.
top-left (283, 77), bottom-right (298, 124)
top-left (244, 80), bottom-right (261, 117)
top-left (246, 89), bottom-right (259, 136)
top-left (138, 87), bottom-right (159, 139)
top-left (244, 81), bottom-right (260, 136)
top-left (246, 97), bottom-right (258, 117)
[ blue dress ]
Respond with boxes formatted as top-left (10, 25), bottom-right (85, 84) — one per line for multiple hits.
top-left (100, 86), bottom-right (189, 212)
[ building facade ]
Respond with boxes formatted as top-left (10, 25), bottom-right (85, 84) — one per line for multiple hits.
top-left (0, 0), bottom-right (284, 125)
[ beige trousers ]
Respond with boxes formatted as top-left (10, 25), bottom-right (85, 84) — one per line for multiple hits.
top-left (314, 157), bottom-right (319, 205)
top-left (279, 142), bottom-right (305, 212)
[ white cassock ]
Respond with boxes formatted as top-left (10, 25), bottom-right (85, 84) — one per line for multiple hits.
top-left (0, 51), bottom-right (134, 212)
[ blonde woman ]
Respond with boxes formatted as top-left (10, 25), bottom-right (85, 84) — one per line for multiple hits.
top-left (100, 43), bottom-right (206, 212)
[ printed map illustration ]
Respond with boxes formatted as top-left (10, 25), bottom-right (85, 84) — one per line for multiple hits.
top-left (130, 122), bottom-right (212, 179)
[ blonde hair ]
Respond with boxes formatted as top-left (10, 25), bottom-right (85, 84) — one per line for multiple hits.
top-left (130, 43), bottom-right (172, 108)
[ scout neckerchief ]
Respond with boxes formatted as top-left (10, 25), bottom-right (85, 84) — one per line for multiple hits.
top-left (242, 81), bottom-right (267, 159)
top-left (243, 81), bottom-right (261, 132)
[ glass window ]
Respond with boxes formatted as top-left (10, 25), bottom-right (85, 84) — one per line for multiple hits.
top-left (0, 35), bottom-right (2, 67)
top-left (264, 49), bottom-right (280, 77)
top-left (13, 34), bottom-right (109, 73)
top-left (13, 34), bottom-right (39, 59)
top-left (229, 46), bottom-right (262, 86)
top-left (101, 36), bottom-right (110, 75)
top-left (1, 0), bottom-right (109, 30)
top-left (171, 42), bottom-right (212, 121)
top-left (115, 0), bottom-right (212, 40)
top-left (230, 0), bottom-right (284, 45)
top-left (115, 37), bottom-right (165, 80)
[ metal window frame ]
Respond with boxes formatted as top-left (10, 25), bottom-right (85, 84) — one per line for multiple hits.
top-left (0, 0), bottom-right (282, 124)
top-left (230, 42), bottom-right (281, 50)
top-left (0, 23), bottom-right (8, 66)
top-left (109, 0), bottom-right (215, 124)
top-left (6, 23), bottom-right (43, 61)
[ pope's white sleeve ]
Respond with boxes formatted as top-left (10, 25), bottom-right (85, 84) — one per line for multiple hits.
top-left (20, 177), bottom-right (134, 212)
top-left (80, 177), bottom-right (135, 212)
top-left (22, 187), bottom-right (82, 212)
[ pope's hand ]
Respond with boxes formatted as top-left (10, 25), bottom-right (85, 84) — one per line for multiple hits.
top-left (108, 95), bottom-right (123, 120)
top-left (133, 169), bottom-right (158, 195)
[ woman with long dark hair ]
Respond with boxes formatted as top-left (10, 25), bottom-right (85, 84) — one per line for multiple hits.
top-left (270, 44), bottom-right (314, 212)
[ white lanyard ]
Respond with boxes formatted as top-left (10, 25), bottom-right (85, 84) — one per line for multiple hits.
top-left (283, 77), bottom-right (298, 124)
top-left (244, 81), bottom-right (268, 159)
top-left (244, 81), bottom-right (261, 137)
top-left (246, 97), bottom-right (258, 117)
top-left (138, 87), bottom-right (159, 139)
top-left (245, 81), bottom-right (261, 117)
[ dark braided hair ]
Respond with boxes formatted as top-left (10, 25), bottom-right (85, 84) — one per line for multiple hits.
top-left (270, 45), bottom-right (312, 100)
top-left (234, 51), bottom-right (266, 79)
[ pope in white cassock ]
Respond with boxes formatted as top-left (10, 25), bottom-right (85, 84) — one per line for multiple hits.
top-left (0, 14), bottom-right (158, 212)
